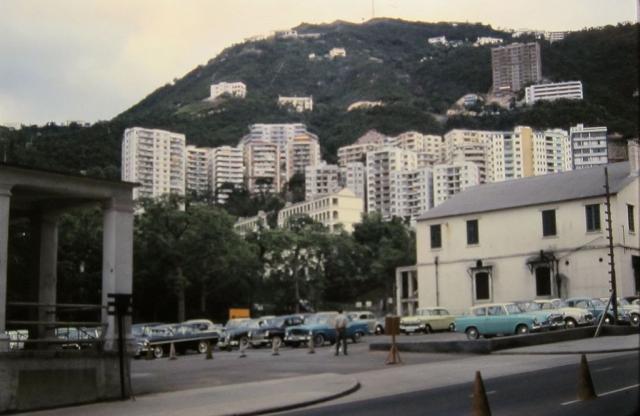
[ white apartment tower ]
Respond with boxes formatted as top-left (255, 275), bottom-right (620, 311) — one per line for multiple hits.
top-left (210, 146), bottom-right (244, 204)
top-left (525, 81), bottom-right (583, 104)
top-left (286, 133), bottom-right (321, 180)
top-left (570, 124), bottom-right (608, 169)
top-left (340, 162), bottom-right (366, 200)
top-left (391, 131), bottom-right (444, 167)
top-left (210, 82), bottom-right (247, 100)
top-left (186, 145), bottom-right (211, 196)
top-left (122, 127), bottom-right (186, 200)
top-left (390, 167), bottom-right (433, 220)
top-left (337, 130), bottom-right (388, 167)
top-left (366, 147), bottom-right (418, 218)
top-left (433, 161), bottom-right (480, 206)
top-left (305, 163), bottom-right (341, 200)
top-left (243, 140), bottom-right (281, 194)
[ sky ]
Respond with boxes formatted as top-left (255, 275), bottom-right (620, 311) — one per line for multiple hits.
top-left (0, 0), bottom-right (637, 125)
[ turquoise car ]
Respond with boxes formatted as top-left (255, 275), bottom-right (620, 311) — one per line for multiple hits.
top-left (284, 312), bottom-right (368, 347)
top-left (454, 303), bottom-right (545, 340)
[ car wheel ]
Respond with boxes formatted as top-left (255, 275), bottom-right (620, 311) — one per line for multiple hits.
top-left (516, 324), bottom-right (529, 335)
top-left (603, 314), bottom-right (613, 325)
top-left (465, 327), bottom-right (480, 340)
top-left (630, 313), bottom-right (640, 327)
top-left (565, 318), bottom-right (578, 329)
top-left (313, 333), bottom-right (325, 346)
top-left (424, 325), bottom-right (432, 334)
top-left (352, 331), bottom-right (364, 343)
top-left (153, 345), bottom-right (164, 359)
top-left (240, 336), bottom-right (249, 347)
top-left (197, 341), bottom-right (208, 354)
top-left (375, 325), bottom-right (384, 335)
top-left (448, 323), bottom-right (455, 332)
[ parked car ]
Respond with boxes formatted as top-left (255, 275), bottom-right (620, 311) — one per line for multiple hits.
top-left (454, 303), bottom-right (547, 340)
top-left (400, 307), bottom-right (456, 334)
top-left (565, 297), bottom-right (631, 325)
top-left (284, 312), bottom-right (369, 347)
top-left (513, 301), bottom-right (566, 329)
top-left (5, 329), bottom-right (29, 350)
top-left (55, 326), bottom-right (102, 350)
top-left (346, 311), bottom-right (377, 334)
top-left (374, 317), bottom-right (386, 335)
top-left (132, 322), bottom-right (164, 357)
top-left (608, 298), bottom-right (639, 326)
top-left (248, 315), bottom-right (305, 347)
top-left (182, 319), bottom-right (224, 334)
top-left (531, 299), bottom-right (595, 328)
top-left (218, 318), bottom-right (256, 351)
top-left (137, 323), bottom-right (220, 358)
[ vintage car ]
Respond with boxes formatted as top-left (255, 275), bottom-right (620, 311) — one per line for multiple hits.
top-left (531, 299), bottom-right (595, 328)
top-left (55, 326), bottom-right (102, 350)
top-left (600, 298), bottom-right (640, 326)
top-left (374, 317), bottom-right (386, 335)
top-left (284, 312), bottom-right (369, 347)
top-left (248, 315), bottom-right (305, 347)
top-left (6, 329), bottom-right (29, 350)
top-left (182, 319), bottom-right (224, 333)
top-left (454, 303), bottom-right (547, 340)
top-left (513, 301), bottom-right (566, 329)
top-left (137, 323), bottom-right (220, 358)
top-left (218, 318), bottom-right (263, 350)
top-left (400, 307), bottom-right (456, 334)
top-left (346, 311), bottom-right (377, 334)
top-left (565, 297), bottom-right (631, 325)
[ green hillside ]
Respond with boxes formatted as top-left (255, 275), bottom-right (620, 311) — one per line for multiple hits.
top-left (1, 19), bottom-right (638, 176)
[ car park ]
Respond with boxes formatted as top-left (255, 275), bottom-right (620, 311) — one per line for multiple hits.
top-left (454, 303), bottom-right (547, 340)
top-left (531, 299), bottom-right (595, 328)
top-left (55, 326), bottom-right (102, 350)
top-left (399, 307), bottom-right (456, 334)
top-left (138, 323), bottom-right (220, 358)
top-left (248, 315), bottom-right (305, 347)
top-left (284, 312), bottom-right (368, 347)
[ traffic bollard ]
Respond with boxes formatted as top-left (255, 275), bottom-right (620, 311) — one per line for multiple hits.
top-left (206, 341), bottom-right (213, 360)
top-left (169, 342), bottom-right (177, 360)
top-left (239, 338), bottom-right (248, 358)
top-left (307, 331), bottom-right (315, 354)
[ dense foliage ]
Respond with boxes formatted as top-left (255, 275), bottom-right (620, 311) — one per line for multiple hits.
top-left (1, 20), bottom-right (637, 178)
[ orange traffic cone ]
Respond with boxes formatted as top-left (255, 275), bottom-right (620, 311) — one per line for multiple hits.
top-left (577, 354), bottom-right (597, 400)
top-left (471, 371), bottom-right (491, 416)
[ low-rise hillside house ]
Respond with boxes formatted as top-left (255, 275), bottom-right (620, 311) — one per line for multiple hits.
top-left (405, 144), bottom-right (639, 313)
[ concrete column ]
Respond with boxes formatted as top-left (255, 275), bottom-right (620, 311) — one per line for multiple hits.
top-left (0, 185), bottom-right (11, 351)
top-left (407, 271), bottom-right (415, 316)
top-left (37, 213), bottom-right (59, 340)
top-left (395, 269), bottom-right (403, 316)
top-left (101, 198), bottom-right (134, 351)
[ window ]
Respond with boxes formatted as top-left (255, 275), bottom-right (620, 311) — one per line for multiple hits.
top-left (430, 224), bottom-right (441, 248)
top-left (628, 204), bottom-right (635, 233)
top-left (474, 271), bottom-right (491, 301)
top-left (472, 307), bottom-right (486, 316)
top-left (585, 204), bottom-right (601, 232)
top-left (542, 209), bottom-right (557, 236)
top-left (467, 219), bottom-right (479, 245)
top-left (487, 306), bottom-right (505, 316)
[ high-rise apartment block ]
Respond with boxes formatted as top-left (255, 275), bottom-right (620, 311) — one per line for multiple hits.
top-left (305, 163), bottom-right (341, 200)
top-left (491, 42), bottom-right (541, 93)
top-left (122, 127), bottom-right (186, 200)
top-left (243, 140), bottom-right (281, 194)
top-left (525, 81), bottom-right (583, 104)
top-left (366, 147), bottom-right (418, 218)
top-left (186, 145), bottom-right (212, 196)
top-left (391, 131), bottom-right (444, 167)
top-left (340, 162), bottom-right (366, 199)
top-left (433, 161), bottom-right (480, 206)
top-left (337, 130), bottom-right (388, 167)
top-left (390, 167), bottom-right (433, 220)
top-left (210, 146), bottom-right (244, 204)
top-left (287, 133), bottom-right (321, 179)
top-left (210, 81), bottom-right (247, 100)
top-left (570, 124), bottom-right (608, 169)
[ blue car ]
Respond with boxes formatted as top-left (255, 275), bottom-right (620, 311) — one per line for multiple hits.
top-left (454, 303), bottom-right (547, 340)
top-left (565, 297), bottom-right (630, 325)
top-left (284, 312), bottom-right (368, 347)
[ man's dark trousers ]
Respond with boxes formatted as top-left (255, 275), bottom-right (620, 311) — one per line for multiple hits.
top-left (335, 328), bottom-right (348, 355)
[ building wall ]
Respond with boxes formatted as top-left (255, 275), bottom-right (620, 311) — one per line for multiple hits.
top-left (415, 181), bottom-right (640, 311)
top-left (390, 167), bottom-right (433, 220)
top-left (210, 82), bottom-right (246, 100)
top-left (491, 42), bottom-right (541, 93)
top-left (305, 163), bottom-right (341, 200)
top-left (570, 124), bottom-right (608, 169)
top-left (525, 81), bottom-right (583, 104)
top-left (186, 145), bottom-right (211, 196)
top-left (243, 141), bottom-right (281, 193)
top-left (432, 161), bottom-right (480, 206)
top-left (340, 162), bottom-right (366, 199)
top-left (366, 147), bottom-right (418, 217)
top-left (210, 146), bottom-right (243, 204)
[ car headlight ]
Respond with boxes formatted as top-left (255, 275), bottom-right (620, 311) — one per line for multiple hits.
top-left (533, 318), bottom-right (539, 325)
top-left (265, 331), bottom-right (269, 337)
top-left (248, 331), bottom-right (252, 337)
top-left (419, 323), bottom-right (425, 328)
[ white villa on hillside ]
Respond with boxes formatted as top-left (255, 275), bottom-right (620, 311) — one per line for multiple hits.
top-left (397, 142), bottom-right (639, 314)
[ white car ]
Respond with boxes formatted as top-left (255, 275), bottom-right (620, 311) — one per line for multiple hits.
top-left (532, 299), bottom-right (595, 328)
top-left (346, 311), bottom-right (377, 334)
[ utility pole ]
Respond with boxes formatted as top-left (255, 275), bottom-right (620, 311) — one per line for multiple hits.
top-left (604, 167), bottom-right (618, 322)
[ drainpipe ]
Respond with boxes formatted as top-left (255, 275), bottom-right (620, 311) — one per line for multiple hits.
top-left (435, 256), bottom-right (440, 306)
top-left (554, 258), bottom-right (561, 298)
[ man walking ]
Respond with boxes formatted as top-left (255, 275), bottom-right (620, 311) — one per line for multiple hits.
top-left (334, 309), bottom-right (348, 356)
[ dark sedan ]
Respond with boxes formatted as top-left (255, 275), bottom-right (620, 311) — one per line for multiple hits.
top-left (248, 315), bottom-right (305, 348)
top-left (137, 323), bottom-right (220, 358)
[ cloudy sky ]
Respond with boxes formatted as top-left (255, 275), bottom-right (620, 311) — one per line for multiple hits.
top-left (0, 0), bottom-right (636, 125)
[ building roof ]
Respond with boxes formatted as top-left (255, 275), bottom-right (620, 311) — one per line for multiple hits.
top-left (418, 162), bottom-right (635, 222)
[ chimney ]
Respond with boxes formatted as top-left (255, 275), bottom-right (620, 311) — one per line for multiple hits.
top-left (629, 139), bottom-right (640, 176)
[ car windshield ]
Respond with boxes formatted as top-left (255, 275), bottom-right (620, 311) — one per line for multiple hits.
top-left (551, 299), bottom-right (568, 308)
top-left (306, 314), bottom-right (336, 325)
top-left (591, 299), bottom-right (605, 308)
top-left (504, 304), bottom-right (521, 314)
top-left (263, 317), bottom-right (284, 327)
top-left (418, 309), bottom-right (433, 316)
